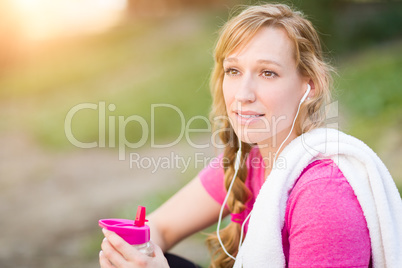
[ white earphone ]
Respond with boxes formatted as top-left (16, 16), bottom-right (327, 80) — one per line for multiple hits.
top-left (217, 84), bottom-right (312, 260)
top-left (300, 84), bottom-right (311, 104)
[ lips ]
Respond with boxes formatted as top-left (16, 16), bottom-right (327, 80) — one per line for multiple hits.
top-left (234, 110), bottom-right (265, 125)
top-left (237, 113), bottom-right (263, 118)
top-left (234, 110), bottom-right (265, 118)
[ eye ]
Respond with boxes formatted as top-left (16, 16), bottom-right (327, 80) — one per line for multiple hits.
top-left (261, 70), bottom-right (277, 79)
top-left (224, 68), bottom-right (240, 76)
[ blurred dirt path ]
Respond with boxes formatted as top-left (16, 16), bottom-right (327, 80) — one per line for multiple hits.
top-left (0, 131), bottom-right (214, 268)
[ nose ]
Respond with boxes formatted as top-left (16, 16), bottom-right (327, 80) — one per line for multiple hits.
top-left (234, 75), bottom-right (256, 103)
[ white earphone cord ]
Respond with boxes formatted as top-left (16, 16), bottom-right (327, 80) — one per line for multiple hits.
top-left (217, 85), bottom-right (310, 261)
top-left (237, 96), bottom-right (304, 254)
top-left (273, 96), bottom-right (303, 168)
top-left (216, 138), bottom-right (242, 260)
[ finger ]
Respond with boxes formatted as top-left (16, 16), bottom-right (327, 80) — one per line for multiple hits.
top-left (99, 250), bottom-right (114, 268)
top-left (101, 237), bottom-right (127, 267)
top-left (103, 228), bottom-right (146, 263)
top-left (150, 240), bottom-right (163, 257)
top-left (148, 241), bottom-right (169, 267)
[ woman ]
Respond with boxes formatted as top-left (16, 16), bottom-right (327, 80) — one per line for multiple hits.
top-left (100, 4), bottom-right (402, 268)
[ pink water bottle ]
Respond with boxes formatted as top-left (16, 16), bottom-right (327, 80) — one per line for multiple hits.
top-left (99, 206), bottom-right (154, 257)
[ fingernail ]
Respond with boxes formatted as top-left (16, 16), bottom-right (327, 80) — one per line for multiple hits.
top-left (103, 237), bottom-right (107, 242)
top-left (99, 250), bottom-right (103, 257)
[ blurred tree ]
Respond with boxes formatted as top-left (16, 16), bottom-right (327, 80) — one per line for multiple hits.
top-left (333, 1), bottom-right (402, 52)
top-left (237, 0), bottom-right (402, 54)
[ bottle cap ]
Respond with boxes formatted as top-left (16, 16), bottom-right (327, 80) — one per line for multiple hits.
top-left (99, 206), bottom-right (150, 245)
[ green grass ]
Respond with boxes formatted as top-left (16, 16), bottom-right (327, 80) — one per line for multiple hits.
top-left (336, 40), bottom-right (402, 189)
top-left (336, 41), bottom-right (402, 148)
top-left (0, 14), bottom-right (217, 149)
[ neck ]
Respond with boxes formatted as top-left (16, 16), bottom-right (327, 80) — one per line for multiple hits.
top-left (257, 128), bottom-right (298, 177)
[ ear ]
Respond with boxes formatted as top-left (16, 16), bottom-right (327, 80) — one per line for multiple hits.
top-left (307, 79), bottom-right (315, 98)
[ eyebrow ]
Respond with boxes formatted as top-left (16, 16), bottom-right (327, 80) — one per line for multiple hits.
top-left (224, 57), bottom-right (283, 68)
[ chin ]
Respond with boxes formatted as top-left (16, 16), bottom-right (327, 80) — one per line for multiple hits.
top-left (236, 130), bottom-right (273, 145)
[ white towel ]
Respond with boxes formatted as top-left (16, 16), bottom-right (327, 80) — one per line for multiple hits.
top-left (233, 128), bottom-right (402, 268)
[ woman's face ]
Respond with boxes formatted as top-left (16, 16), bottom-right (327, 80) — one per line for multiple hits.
top-left (222, 26), bottom-right (309, 146)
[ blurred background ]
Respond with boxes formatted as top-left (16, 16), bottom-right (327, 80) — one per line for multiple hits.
top-left (0, 0), bottom-right (401, 267)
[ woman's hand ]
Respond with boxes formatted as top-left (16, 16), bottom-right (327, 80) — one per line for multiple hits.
top-left (100, 228), bottom-right (169, 268)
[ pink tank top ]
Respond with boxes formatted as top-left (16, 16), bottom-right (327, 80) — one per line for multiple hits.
top-left (199, 147), bottom-right (371, 267)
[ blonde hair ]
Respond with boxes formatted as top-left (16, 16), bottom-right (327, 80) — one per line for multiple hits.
top-left (206, 3), bottom-right (334, 267)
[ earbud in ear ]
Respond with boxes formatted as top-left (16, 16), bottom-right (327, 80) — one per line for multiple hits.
top-left (300, 84), bottom-right (311, 104)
